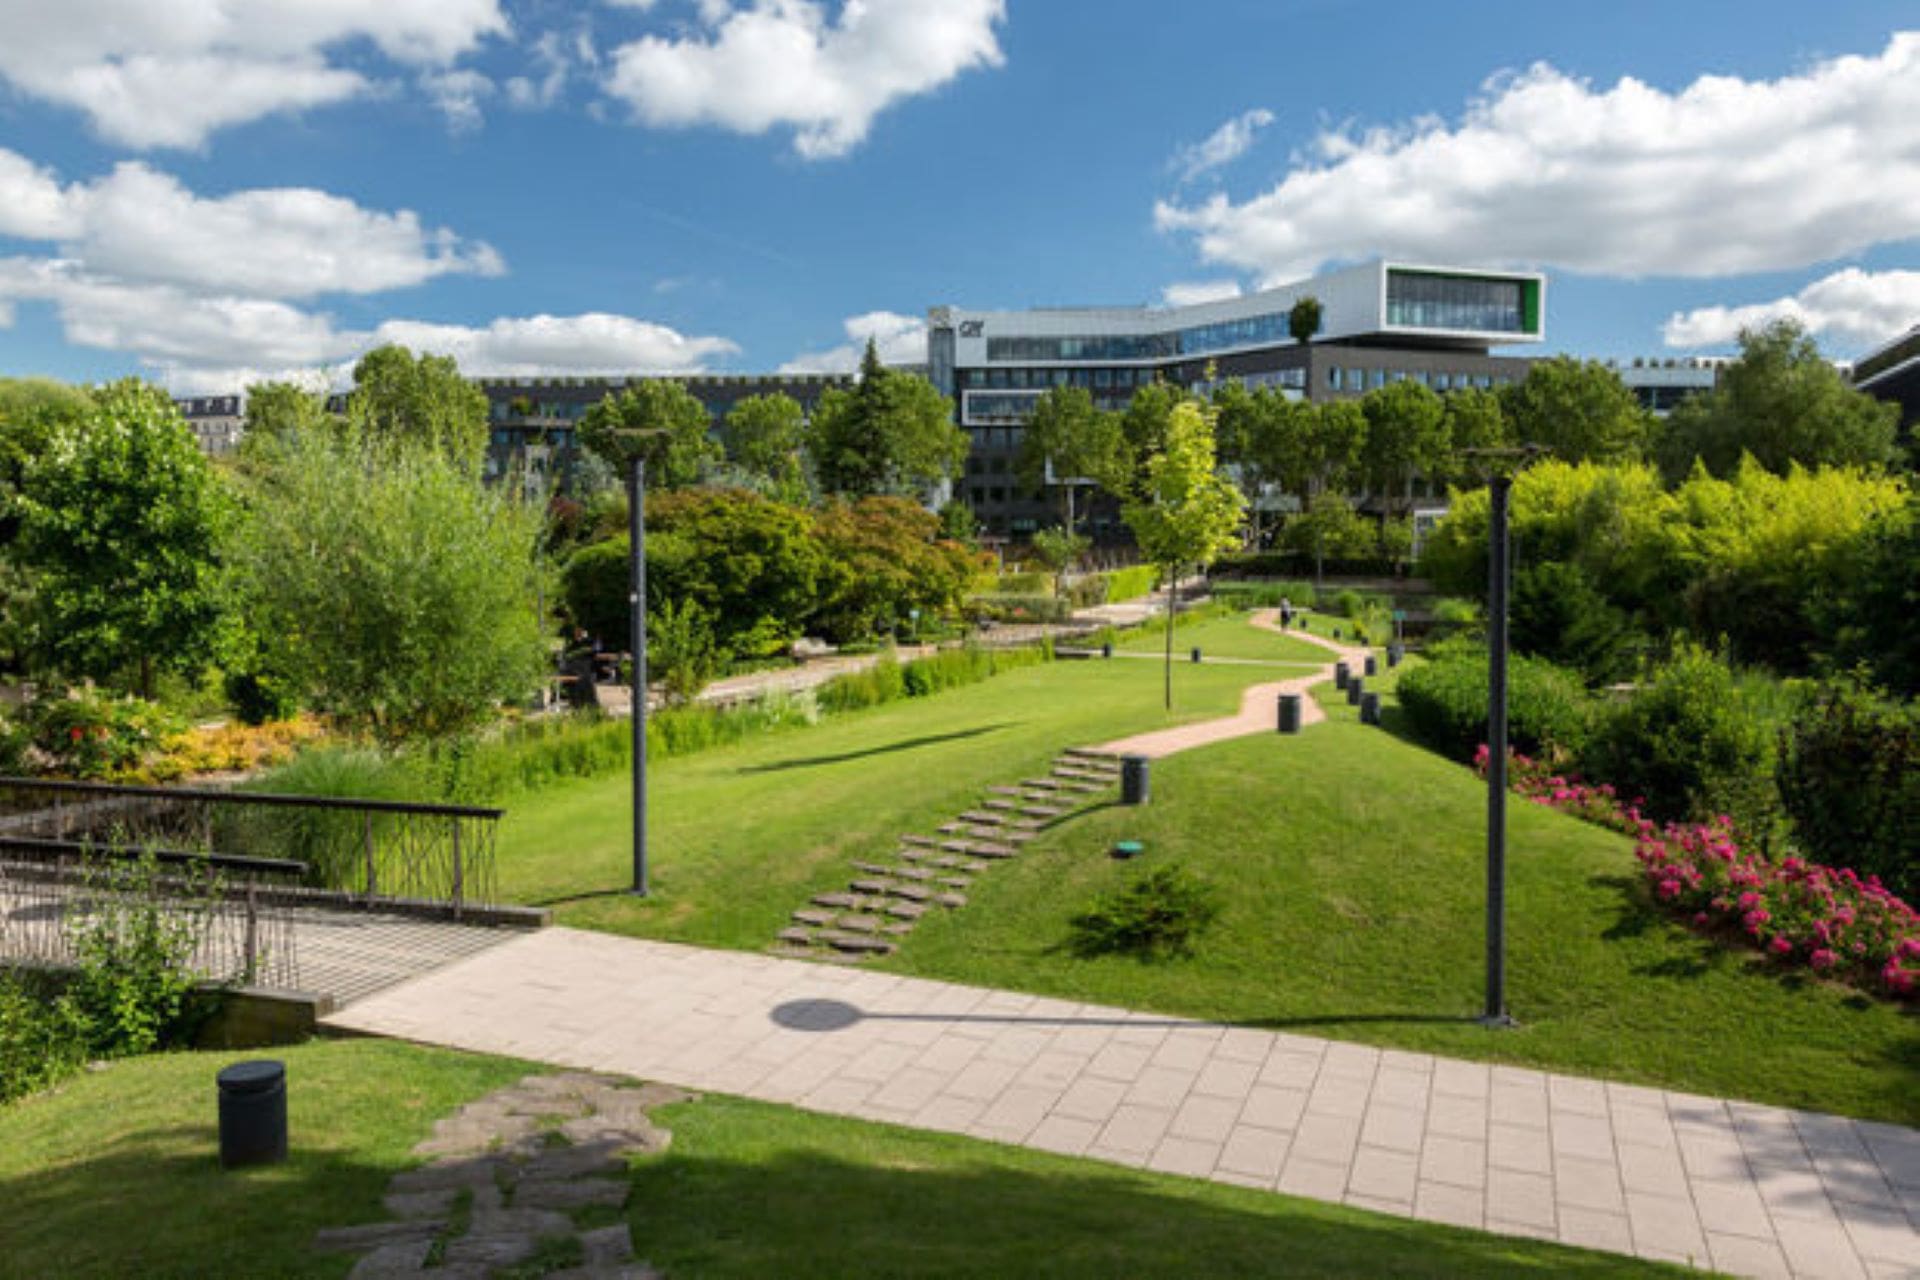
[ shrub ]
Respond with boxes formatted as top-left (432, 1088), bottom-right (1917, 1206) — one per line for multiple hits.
top-left (27, 686), bottom-right (182, 780)
top-left (1105, 565), bottom-right (1159, 603)
top-left (1065, 574), bottom-right (1111, 609)
top-left (1588, 645), bottom-right (1776, 827)
top-left (818, 645), bottom-right (1051, 714)
top-left (1777, 680), bottom-right (1920, 903)
top-left (650, 597), bottom-right (723, 704)
top-left (0, 970), bottom-right (90, 1104)
top-left (1510, 561), bottom-right (1637, 683)
top-left (1209, 579), bottom-right (1317, 610)
top-left (1069, 864), bottom-right (1221, 959)
top-left (995, 570), bottom-right (1053, 595)
top-left (964, 593), bottom-right (1073, 625)
top-left (1397, 650), bottom-right (1595, 763)
top-left (63, 853), bottom-right (215, 1056)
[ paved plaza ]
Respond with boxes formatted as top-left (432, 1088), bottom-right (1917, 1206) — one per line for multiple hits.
top-left (325, 928), bottom-right (1920, 1279)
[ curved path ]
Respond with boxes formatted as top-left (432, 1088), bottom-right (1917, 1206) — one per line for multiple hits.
top-left (1091, 609), bottom-right (1375, 759)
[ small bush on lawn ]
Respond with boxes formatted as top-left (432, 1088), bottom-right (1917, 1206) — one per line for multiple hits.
top-left (1588, 644), bottom-right (1777, 829)
top-left (0, 970), bottom-right (90, 1105)
top-left (1777, 679), bottom-right (1920, 903)
top-left (1104, 565), bottom-right (1159, 603)
top-left (1069, 864), bottom-right (1221, 960)
top-left (1397, 649), bottom-right (1594, 763)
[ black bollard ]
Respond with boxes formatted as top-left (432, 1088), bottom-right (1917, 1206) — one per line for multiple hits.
top-left (1360, 691), bottom-right (1381, 725)
top-left (1365, 654), bottom-right (1378, 677)
top-left (1388, 643), bottom-right (1404, 668)
top-left (1334, 661), bottom-right (1350, 689)
top-left (1121, 755), bottom-right (1151, 805)
top-left (1347, 676), bottom-right (1365, 706)
top-left (218, 1060), bottom-right (287, 1169)
top-left (1191, 647), bottom-right (1202, 664)
top-left (1277, 693), bottom-right (1302, 734)
top-left (1101, 642), bottom-right (1113, 659)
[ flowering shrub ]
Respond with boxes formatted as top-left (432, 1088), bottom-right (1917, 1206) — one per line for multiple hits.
top-left (28, 686), bottom-right (182, 779)
top-left (1477, 744), bottom-right (1919, 999)
top-left (139, 717), bottom-right (325, 784)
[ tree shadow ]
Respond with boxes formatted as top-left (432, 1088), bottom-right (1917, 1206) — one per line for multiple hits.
top-left (738, 724), bottom-right (1010, 774)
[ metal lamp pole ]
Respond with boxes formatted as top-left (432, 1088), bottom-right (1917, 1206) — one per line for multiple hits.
top-left (1482, 470), bottom-right (1513, 1027)
top-left (628, 451), bottom-right (649, 897)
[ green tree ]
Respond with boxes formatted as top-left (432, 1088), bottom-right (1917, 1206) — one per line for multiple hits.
top-left (1116, 380), bottom-right (1192, 497)
top-left (1500, 356), bottom-right (1650, 463)
top-left (1289, 296), bottom-right (1323, 345)
top-left (0, 378), bottom-right (93, 666)
top-left (1306, 399), bottom-right (1367, 496)
top-left (16, 381), bottom-right (231, 697)
top-left (1030, 526), bottom-right (1090, 598)
top-left (719, 392), bottom-right (809, 503)
top-left (644, 488), bottom-right (828, 658)
top-left (1122, 401), bottom-right (1247, 708)
top-left (937, 498), bottom-right (979, 549)
top-left (1657, 320), bottom-right (1900, 482)
top-left (229, 428), bottom-right (549, 747)
top-left (579, 379), bottom-right (722, 491)
top-left (1443, 386), bottom-right (1508, 477)
top-left (808, 340), bottom-right (967, 497)
top-left (1828, 496), bottom-right (1920, 696)
top-left (812, 496), bottom-right (979, 643)
top-left (1360, 380), bottom-right (1450, 514)
top-left (1013, 386), bottom-right (1126, 535)
top-left (1281, 493), bottom-right (1376, 560)
top-left (345, 345), bottom-right (490, 472)
top-left (1238, 388), bottom-right (1317, 541)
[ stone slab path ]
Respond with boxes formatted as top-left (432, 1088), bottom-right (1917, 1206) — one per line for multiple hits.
top-left (1091, 609), bottom-right (1376, 759)
top-left (323, 928), bottom-right (1920, 1279)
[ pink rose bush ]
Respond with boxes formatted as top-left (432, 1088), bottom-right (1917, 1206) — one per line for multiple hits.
top-left (1475, 745), bottom-right (1919, 999)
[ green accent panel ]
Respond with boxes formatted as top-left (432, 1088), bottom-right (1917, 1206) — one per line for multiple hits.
top-left (1521, 280), bottom-right (1541, 334)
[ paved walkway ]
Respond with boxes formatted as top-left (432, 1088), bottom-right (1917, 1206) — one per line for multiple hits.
top-left (324, 929), bottom-right (1920, 1279)
top-left (1092, 610), bottom-right (1374, 759)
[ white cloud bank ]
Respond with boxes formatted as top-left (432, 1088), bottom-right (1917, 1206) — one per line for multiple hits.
top-left (1156, 32), bottom-right (1920, 283)
top-left (781, 309), bottom-right (926, 372)
top-left (605, 0), bottom-right (1006, 158)
top-left (0, 0), bottom-right (510, 147)
top-left (1663, 267), bottom-right (1920, 349)
top-left (1171, 108), bottom-right (1274, 183)
top-left (1160, 280), bottom-right (1244, 308)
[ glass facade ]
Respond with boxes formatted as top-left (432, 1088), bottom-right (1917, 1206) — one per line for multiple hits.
top-left (963, 390), bottom-right (1045, 425)
top-left (1385, 271), bottom-right (1530, 334)
top-left (987, 333), bottom-right (1176, 362)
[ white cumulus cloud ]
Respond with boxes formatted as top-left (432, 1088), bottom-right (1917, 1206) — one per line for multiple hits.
top-left (1663, 267), bottom-right (1920, 350)
top-left (0, 0), bottom-right (509, 147)
top-left (1171, 108), bottom-right (1274, 183)
top-left (370, 313), bottom-right (739, 376)
top-left (1160, 280), bottom-right (1244, 308)
top-left (604, 0), bottom-right (1006, 158)
top-left (781, 309), bottom-right (926, 372)
top-left (1156, 32), bottom-right (1920, 283)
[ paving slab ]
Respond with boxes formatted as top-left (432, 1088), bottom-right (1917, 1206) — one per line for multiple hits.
top-left (324, 927), bottom-right (1920, 1280)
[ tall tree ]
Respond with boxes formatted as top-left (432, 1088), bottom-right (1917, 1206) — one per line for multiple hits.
top-left (1499, 356), bottom-right (1651, 463)
top-left (16, 380), bottom-right (231, 697)
top-left (1289, 296), bottom-right (1323, 345)
top-left (1217, 382), bottom-right (1309, 546)
top-left (719, 392), bottom-right (809, 504)
top-left (346, 345), bottom-right (490, 472)
top-left (1013, 385), bottom-right (1125, 535)
top-left (237, 381), bottom-right (336, 472)
top-left (1305, 399), bottom-right (1367, 497)
top-left (1656, 320), bottom-right (1901, 482)
top-left (579, 379), bottom-right (722, 491)
top-left (808, 340), bottom-right (967, 498)
top-left (1360, 380), bottom-right (1450, 514)
top-left (1442, 386), bottom-right (1509, 478)
top-left (1123, 401), bottom-right (1246, 708)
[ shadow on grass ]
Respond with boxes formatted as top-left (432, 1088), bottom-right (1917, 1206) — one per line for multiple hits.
top-left (626, 1140), bottom-right (1672, 1279)
top-left (529, 886), bottom-right (641, 909)
top-left (738, 723), bottom-right (1010, 774)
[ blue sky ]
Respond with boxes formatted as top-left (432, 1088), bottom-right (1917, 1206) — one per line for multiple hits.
top-left (0, 0), bottom-right (1916, 393)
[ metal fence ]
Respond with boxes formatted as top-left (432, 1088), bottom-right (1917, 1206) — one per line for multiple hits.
top-left (0, 777), bottom-right (503, 913)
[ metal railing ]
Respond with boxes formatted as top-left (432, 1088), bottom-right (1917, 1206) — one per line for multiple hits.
top-left (0, 778), bottom-right (504, 915)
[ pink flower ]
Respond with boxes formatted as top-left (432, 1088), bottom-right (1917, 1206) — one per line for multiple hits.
top-left (1737, 891), bottom-right (1761, 910)
top-left (1809, 949), bottom-right (1838, 971)
top-left (1768, 937), bottom-right (1794, 957)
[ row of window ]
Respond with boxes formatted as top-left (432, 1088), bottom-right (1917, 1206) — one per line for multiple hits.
top-left (1383, 272), bottom-right (1529, 334)
top-left (1326, 367), bottom-right (1514, 393)
top-left (981, 308), bottom-right (1303, 365)
top-left (960, 365), bottom-right (1159, 391)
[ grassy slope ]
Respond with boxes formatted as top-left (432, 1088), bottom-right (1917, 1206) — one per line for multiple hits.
top-left (496, 658), bottom-right (1284, 946)
top-left (1112, 613), bottom-right (1333, 665)
top-left (0, 1041), bottom-right (1684, 1280)
top-left (0, 1040), bottom-right (527, 1280)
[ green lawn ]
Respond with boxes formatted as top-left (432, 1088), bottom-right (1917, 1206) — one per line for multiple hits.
top-left (496, 657), bottom-right (1285, 945)
top-left (1111, 612), bottom-right (1337, 665)
top-left (0, 1040), bottom-right (1687, 1280)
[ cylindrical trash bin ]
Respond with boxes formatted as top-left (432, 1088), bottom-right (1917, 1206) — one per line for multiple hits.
top-left (1360, 692), bottom-right (1381, 725)
top-left (1277, 693), bottom-right (1302, 734)
top-left (1365, 654), bottom-right (1378, 677)
top-left (1347, 676), bottom-right (1365, 706)
top-left (1101, 642), bottom-right (1113, 659)
top-left (1334, 661), bottom-right (1350, 689)
top-left (218, 1059), bottom-right (287, 1169)
top-left (1190, 647), bottom-right (1202, 664)
top-left (1387, 643), bottom-right (1404, 668)
top-left (1121, 755), bottom-right (1150, 806)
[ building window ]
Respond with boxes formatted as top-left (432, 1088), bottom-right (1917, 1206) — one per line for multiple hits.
top-left (1328, 366), bottom-right (1342, 391)
top-left (1370, 369), bottom-right (1387, 390)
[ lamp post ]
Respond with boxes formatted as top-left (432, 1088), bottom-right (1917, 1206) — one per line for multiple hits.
top-left (615, 429), bottom-right (670, 899)
top-left (1462, 446), bottom-right (1547, 1028)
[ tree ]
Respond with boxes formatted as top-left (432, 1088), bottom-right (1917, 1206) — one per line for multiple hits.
top-left (812, 496), bottom-right (980, 643)
top-left (719, 392), bottom-right (809, 504)
top-left (346, 345), bottom-right (490, 472)
top-left (1359, 380), bottom-right (1449, 514)
top-left (1217, 382), bottom-right (1311, 546)
top-left (1281, 493), bottom-right (1376, 560)
top-left (1289, 296), bottom-right (1323, 345)
top-left (1030, 526), bottom-right (1090, 598)
top-left (1013, 386), bottom-right (1125, 535)
top-left (1305, 399), bottom-right (1367, 496)
top-left (808, 340), bottom-right (966, 497)
top-left (16, 381), bottom-right (232, 697)
top-left (936, 498), bottom-right (979, 549)
top-left (229, 427), bottom-right (549, 747)
top-left (642, 488), bottom-right (828, 658)
top-left (1116, 379), bottom-right (1191, 496)
top-left (1442, 386), bottom-right (1508, 478)
top-left (1122, 401), bottom-right (1246, 708)
top-left (1656, 320), bottom-right (1900, 483)
top-left (1499, 356), bottom-right (1650, 463)
top-left (579, 379), bottom-right (721, 491)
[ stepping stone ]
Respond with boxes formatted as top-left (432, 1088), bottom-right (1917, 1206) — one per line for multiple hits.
top-left (897, 847), bottom-right (929, 862)
top-left (969, 840), bottom-right (1016, 857)
top-left (883, 922), bottom-right (917, 936)
top-left (520, 1144), bottom-right (627, 1182)
top-left (581, 1224), bottom-right (636, 1267)
top-left (812, 891), bottom-right (858, 909)
top-left (313, 1221), bottom-right (447, 1254)
top-left (927, 855), bottom-right (959, 868)
top-left (937, 822), bottom-right (969, 835)
top-left (383, 1189), bottom-right (456, 1219)
top-left (851, 860), bottom-right (892, 875)
top-left (850, 878), bottom-right (893, 895)
top-left (958, 810), bottom-right (1007, 826)
top-left (961, 860), bottom-right (991, 873)
top-left (776, 927), bottom-right (814, 946)
top-left (892, 867), bottom-right (934, 882)
top-left (987, 785), bottom-right (1024, 796)
top-left (983, 798), bottom-right (1016, 810)
top-left (1003, 831), bottom-right (1037, 844)
top-left (936, 892), bottom-right (968, 909)
top-left (513, 1176), bottom-right (629, 1211)
top-left (1063, 748), bottom-right (1119, 762)
top-left (1022, 778), bottom-right (1064, 790)
top-left (939, 839), bottom-right (975, 854)
top-left (889, 883), bottom-right (933, 902)
top-left (442, 1233), bottom-right (542, 1271)
top-left (467, 1207), bottom-right (574, 1239)
top-left (1019, 804), bottom-right (1065, 818)
top-left (349, 1241), bottom-right (435, 1278)
top-left (791, 908), bottom-right (834, 926)
top-left (887, 900), bottom-right (928, 919)
top-left (939, 876), bottom-right (971, 890)
top-left (900, 834), bottom-right (939, 848)
top-left (823, 932), bottom-right (894, 955)
top-left (837, 914), bottom-right (882, 933)
top-left (387, 1159), bottom-right (503, 1195)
